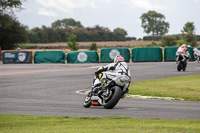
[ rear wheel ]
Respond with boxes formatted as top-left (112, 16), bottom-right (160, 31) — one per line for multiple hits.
top-left (177, 61), bottom-right (182, 71)
top-left (103, 86), bottom-right (122, 109)
top-left (83, 91), bottom-right (92, 108)
top-left (183, 60), bottom-right (187, 72)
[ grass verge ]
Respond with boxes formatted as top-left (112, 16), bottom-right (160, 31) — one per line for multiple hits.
top-left (0, 114), bottom-right (200, 133)
top-left (129, 75), bottom-right (200, 101)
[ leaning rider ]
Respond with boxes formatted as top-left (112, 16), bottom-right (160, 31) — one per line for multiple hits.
top-left (94, 55), bottom-right (131, 98)
top-left (176, 44), bottom-right (190, 62)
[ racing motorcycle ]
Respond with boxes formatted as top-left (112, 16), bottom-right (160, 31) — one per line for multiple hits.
top-left (83, 71), bottom-right (131, 109)
top-left (176, 53), bottom-right (188, 71)
top-left (193, 48), bottom-right (200, 63)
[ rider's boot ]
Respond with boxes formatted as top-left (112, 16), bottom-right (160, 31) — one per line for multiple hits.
top-left (121, 89), bottom-right (129, 99)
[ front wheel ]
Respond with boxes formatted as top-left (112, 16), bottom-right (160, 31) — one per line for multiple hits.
top-left (83, 91), bottom-right (92, 108)
top-left (103, 86), bottom-right (122, 109)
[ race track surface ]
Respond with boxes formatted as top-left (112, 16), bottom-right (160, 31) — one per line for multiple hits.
top-left (0, 62), bottom-right (200, 119)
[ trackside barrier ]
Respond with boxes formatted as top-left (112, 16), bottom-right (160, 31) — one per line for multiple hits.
top-left (100, 48), bottom-right (130, 63)
top-left (187, 47), bottom-right (195, 61)
top-left (132, 47), bottom-right (163, 62)
top-left (67, 51), bottom-right (99, 63)
top-left (164, 46), bottom-right (195, 61)
top-left (34, 51), bottom-right (65, 63)
top-left (164, 47), bottom-right (178, 61)
top-left (2, 51), bottom-right (32, 64)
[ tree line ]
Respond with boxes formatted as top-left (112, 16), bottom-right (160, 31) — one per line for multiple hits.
top-left (28, 23), bottom-right (135, 43)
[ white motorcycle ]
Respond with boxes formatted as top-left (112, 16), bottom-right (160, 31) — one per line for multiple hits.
top-left (193, 48), bottom-right (200, 63)
top-left (83, 71), bottom-right (131, 109)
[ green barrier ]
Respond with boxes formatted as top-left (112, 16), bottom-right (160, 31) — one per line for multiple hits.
top-left (198, 47), bottom-right (200, 50)
top-left (67, 51), bottom-right (99, 63)
top-left (187, 47), bottom-right (195, 61)
top-left (164, 47), bottom-right (178, 61)
top-left (132, 47), bottom-right (163, 62)
top-left (34, 51), bottom-right (65, 63)
top-left (164, 46), bottom-right (195, 61)
top-left (100, 48), bottom-right (130, 63)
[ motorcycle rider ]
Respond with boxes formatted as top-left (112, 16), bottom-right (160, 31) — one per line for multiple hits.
top-left (93, 55), bottom-right (131, 98)
top-left (193, 48), bottom-right (200, 61)
top-left (176, 44), bottom-right (190, 62)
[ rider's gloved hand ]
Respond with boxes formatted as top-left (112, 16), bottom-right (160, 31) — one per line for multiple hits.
top-left (95, 66), bottom-right (106, 75)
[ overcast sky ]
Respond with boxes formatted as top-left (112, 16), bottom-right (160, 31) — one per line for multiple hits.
top-left (16, 0), bottom-right (200, 39)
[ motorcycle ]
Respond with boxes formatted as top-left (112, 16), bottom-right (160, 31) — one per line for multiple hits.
top-left (83, 71), bottom-right (131, 109)
top-left (193, 48), bottom-right (200, 63)
top-left (176, 53), bottom-right (188, 72)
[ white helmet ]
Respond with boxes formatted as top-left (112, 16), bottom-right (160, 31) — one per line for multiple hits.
top-left (182, 44), bottom-right (187, 47)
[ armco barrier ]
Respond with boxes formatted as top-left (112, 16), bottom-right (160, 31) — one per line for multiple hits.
top-left (34, 51), bottom-right (65, 63)
top-left (100, 48), bottom-right (130, 63)
top-left (67, 51), bottom-right (99, 63)
top-left (2, 51), bottom-right (32, 64)
top-left (132, 47), bottom-right (163, 62)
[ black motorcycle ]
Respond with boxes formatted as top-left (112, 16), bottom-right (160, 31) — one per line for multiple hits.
top-left (176, 53), bottom-right (188, 72)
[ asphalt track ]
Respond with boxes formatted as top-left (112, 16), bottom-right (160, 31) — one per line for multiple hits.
top-left (0, 62), bottom-right (200, 120)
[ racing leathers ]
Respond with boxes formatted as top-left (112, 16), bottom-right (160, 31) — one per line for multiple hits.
top-left (94, 61), bottom-right (131, 97)
top-left (176, 45), bottom-right (190, 62)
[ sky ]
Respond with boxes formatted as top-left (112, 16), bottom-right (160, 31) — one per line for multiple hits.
top-left (16, 0), bottom-right (200, 39)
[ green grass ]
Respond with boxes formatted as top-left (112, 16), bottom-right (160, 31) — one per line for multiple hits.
top-left (0, 114), bottom-right (200, 133)
top-left (129, 75), bottom-right (200, 101)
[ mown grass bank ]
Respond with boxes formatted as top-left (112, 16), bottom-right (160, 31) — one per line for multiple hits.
top-left (0, 114), bottom-right (200, 133)
top-left (129, 75), bottom-right (200, 101)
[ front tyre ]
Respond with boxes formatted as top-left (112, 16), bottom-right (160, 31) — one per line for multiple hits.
top-left (103, 86), bottom-right (122, 109)
top-left (83, 91), bottom-right (92, 108)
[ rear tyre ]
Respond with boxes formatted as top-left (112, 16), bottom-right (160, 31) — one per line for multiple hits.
top-left (83, 91), bottom-right (92, 108)
top-left (183, 64), bottom-right (187, 71)
top-left (177, 61), bottom-right (182, 72)
top-left (103, 86), bottom-right (122, 109)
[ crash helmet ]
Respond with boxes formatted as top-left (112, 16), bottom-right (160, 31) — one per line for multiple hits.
top-left (184, 47), bottom-right (188, 51)
top-left (193, 48), bottom-right (197, 51)
top-left (182, 44), bottom-right (187, 47)
top-left (114, 55), bottom-right (124, 63)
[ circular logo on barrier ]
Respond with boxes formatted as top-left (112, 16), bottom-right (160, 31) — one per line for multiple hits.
top-left (109, 49), bottom-right (120, 59)
top-left (18, 52), bottom-right (26, 62)
top-left (77, 52), bottom-right (88, 62)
